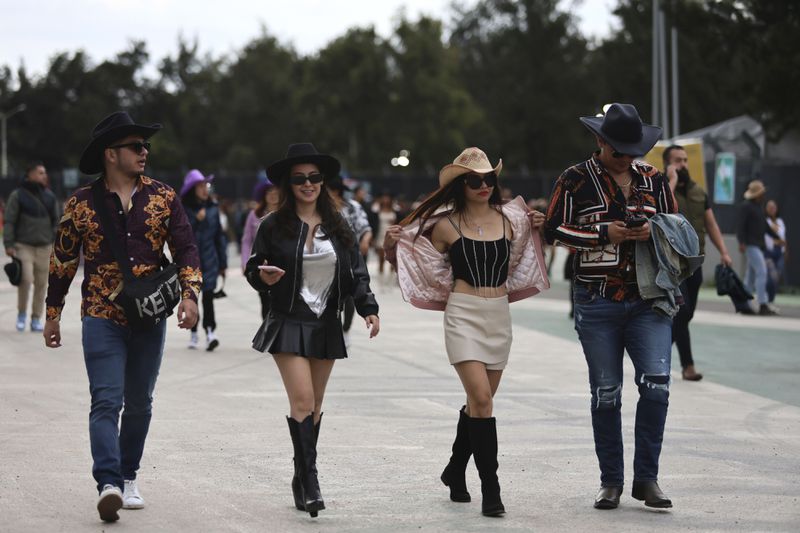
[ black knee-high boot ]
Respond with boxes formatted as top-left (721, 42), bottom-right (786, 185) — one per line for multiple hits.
top-left (440, 406), bottom-right (471, 502)
top-left (292, 413), bottom-right (323, 511)
top-left (468, 416), bottom-right (505, 517)
top-left (287, 415), bottom-right (325, 517)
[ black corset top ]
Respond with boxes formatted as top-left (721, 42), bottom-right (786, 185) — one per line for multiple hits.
top-left (446, 215), bottom-right (511, 288)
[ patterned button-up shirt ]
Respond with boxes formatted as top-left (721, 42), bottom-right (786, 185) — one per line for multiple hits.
top-left (340, 199), bottom-right (371, 241)
top-left (545, 153), bottom-right (677, 301)
top-left (46, 175), bottom-right (202, 325)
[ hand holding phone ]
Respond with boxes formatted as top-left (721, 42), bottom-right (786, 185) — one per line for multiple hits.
top-left (258, 262), bottom-right (285, 285)
top-left (625, 216), bottom-right (647, 228)
top-left (258, 265), bottom-right (285, 274)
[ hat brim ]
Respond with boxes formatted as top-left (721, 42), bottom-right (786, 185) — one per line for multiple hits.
top-left (439, 160), bottom-right (503, 188)
top-left (267, 154), bottom-right (341, 183)
top-left (579, 116), bottom-right (662, 157)
top-left (180, 176), bottom-right (216, 197)
top-left (79, 124), bottom-right (162, 175)
top-left (743, 188), bottom-right (766, 200)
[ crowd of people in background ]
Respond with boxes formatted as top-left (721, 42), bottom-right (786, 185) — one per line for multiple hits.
top-left (0, 159), bottom-right (793, 329)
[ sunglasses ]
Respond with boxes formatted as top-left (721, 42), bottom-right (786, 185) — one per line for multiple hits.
top-left (463, 172), bottom-right (498, 190)
top-left (109, 141), bottom-right (151, 154)
top-left (290, 173), bottom-right (325, 186)
top-left (612, 150), bottom-right (636, 159)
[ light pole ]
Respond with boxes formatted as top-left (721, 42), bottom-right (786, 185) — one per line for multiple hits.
top-left (1, 103), bottom-right (27, 177)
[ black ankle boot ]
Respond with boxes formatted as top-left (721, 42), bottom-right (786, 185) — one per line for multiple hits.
top-left (287, 415), bottom-right (325, 517)
top-left (631, 480), bottom-right (672, 508)
top-left (467, 416), bottom-right (505, 517)
top-left (292, 414), bottom-right (323, 510)
top-left (594, 486), bottom-right (623, 509)
top-left (441, 406), bottom-right (471, 502)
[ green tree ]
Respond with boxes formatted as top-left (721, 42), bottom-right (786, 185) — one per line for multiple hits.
top-left (297, 27), bottom-right (394, 172)
top-left (389, 15), bottom-right (482, 172)
top-left (451, 0), bottom-right (593, 171)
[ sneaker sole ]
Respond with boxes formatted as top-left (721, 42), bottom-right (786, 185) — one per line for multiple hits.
top-left (123, 500), bottom-right (145, 510)
top-left (98, 492), bottom-right (123, 522)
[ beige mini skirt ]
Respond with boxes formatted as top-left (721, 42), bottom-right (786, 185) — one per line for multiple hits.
top-left (443, 292), bottom-right (512, 370)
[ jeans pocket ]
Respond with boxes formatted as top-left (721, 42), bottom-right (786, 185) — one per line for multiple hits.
top-left (573, 285), bottom-right (596, 305)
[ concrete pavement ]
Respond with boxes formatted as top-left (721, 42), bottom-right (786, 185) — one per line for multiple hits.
top-left (1, 263), bottom-right (799, 532)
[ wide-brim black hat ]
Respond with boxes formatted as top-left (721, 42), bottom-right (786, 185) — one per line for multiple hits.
top-left (579, 103), bottom-right (662, 157)
top-left (79, 111), bottom-right (162, 175)
top-left (4, 257), bottom-right (21, 286)
top-left (267, 143), bottom-right (341, 183)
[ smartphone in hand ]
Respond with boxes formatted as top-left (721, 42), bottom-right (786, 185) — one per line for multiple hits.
top-left (258, 265), bottom-right (285, 274)
top-left (625, 216), bottom-right (647, 228)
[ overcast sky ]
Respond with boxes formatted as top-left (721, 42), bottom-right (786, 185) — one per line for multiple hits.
top-left (0, 0), bottom-right (617, 78)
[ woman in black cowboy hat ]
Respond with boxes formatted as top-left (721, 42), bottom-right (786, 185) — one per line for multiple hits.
top-left (244, 143), bottom-right (380, 518)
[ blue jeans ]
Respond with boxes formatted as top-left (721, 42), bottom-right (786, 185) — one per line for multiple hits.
top-left (82, 317), bottom-right (167, 493)
top-left (744, 245), bottom-right (768, 305)
top-left (573, 286), bottom-right (672, 487)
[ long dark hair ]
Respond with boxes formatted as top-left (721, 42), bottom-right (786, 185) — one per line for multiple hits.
top-left (273, 175), bottom-right (354, 248)
top-left (401, 173), bottom-right (504, 241)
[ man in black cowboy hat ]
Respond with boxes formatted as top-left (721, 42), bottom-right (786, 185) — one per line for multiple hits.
top-left (544, 103), bottom-right (678, 510)
top-left (43, 111), bottom-right (201, 522)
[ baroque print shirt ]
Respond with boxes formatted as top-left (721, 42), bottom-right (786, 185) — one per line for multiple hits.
top-left (544, 154), bottom-right (677, 301)
top-left (46, 175), bottom-right (202, 326)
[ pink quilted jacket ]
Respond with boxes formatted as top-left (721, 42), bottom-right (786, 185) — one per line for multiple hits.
top-left (387, 196), bottom-right (550, 310)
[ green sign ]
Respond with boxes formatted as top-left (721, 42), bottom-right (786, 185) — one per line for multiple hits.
top-left (714, 152), bottom-right (735, 204)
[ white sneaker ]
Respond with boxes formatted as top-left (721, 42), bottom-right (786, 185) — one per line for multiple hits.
top-left (97, 484), bottom-right (123, 522)
top-left (188, 331), bottom-right (199, 349)
top-left (123, 479), bottom-right (145, 509)
top-left (206, 329), bottom-right (219, 351)
top-left (16, 314), bottom-right (26, 332)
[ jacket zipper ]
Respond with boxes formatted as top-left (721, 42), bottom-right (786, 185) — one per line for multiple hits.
top-left (289, 220), bottom-right (303, 313)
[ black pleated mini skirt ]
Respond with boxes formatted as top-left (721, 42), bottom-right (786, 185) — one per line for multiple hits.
top-left (252, 298), bottom-right (347, 359)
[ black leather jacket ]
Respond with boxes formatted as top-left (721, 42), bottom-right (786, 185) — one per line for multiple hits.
top-left (245, 212), bottom-right (379, 318)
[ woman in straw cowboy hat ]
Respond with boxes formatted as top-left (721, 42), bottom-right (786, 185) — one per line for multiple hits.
top-left (244, 143), bottom-right (380, 518)
top-left (383, 147), bottom-right (549, 517)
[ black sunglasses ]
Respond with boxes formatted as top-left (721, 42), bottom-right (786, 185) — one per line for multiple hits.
top-left (463, 172), bottom-right (498, 190)
top-left (289, 173), bottom-right (325, 186)
top-left (612, 150), bottom-right (636, 159)
top-left (109, 141), bottom-right (151, 154)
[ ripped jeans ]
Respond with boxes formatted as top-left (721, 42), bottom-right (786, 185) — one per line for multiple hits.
top-left (573, 285), bottom-right (672, 487)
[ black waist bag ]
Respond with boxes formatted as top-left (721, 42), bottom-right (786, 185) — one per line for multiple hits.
top-left (92, 180), bottom-right (181, 331)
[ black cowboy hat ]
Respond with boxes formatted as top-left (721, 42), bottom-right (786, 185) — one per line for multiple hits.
top-left (4, 256), bottom-right (21, 286)
top-left (267, 143), bottom-right (341, 183)
top-left (579, 103), bottom-right (662, 157)
top-left (79, 111), bottom-right (162, 175)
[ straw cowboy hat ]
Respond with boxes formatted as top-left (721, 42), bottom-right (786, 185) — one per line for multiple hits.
top-left (743, 180), bottom-right (766, 200)
top-left (439, 147), bottom-right (503, 188)
top-left (79, 111), bottom-right (161, 175)
top-left (267, 143), bottom-right (341, 182)
top-left (579, 103), bottom-right (662, 157)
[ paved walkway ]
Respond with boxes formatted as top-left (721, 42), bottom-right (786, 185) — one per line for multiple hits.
top-left (1, 260), bottom-right (799, 532)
